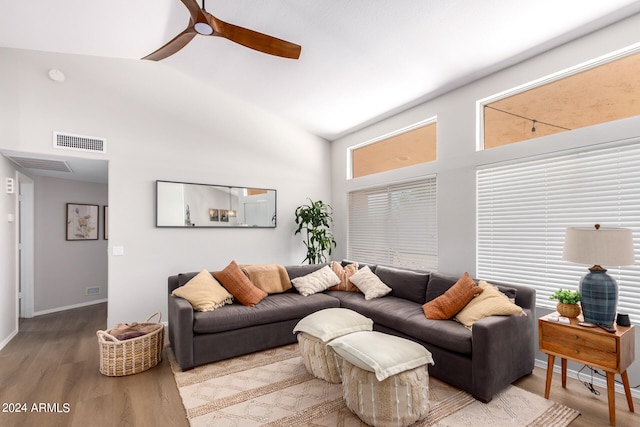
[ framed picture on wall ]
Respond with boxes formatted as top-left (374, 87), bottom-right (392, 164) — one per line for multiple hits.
top-left (66, 203), bottom-right (99, 241)
top-left (104, 206), bottom-right (108, 240)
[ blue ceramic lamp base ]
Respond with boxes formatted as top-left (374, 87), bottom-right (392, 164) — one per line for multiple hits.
top-left (579, 267), bottom-right (618, 328)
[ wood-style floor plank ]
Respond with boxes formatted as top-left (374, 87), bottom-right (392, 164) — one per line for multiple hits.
top-left (1, 303), bottom-right (639, 426)
top-left (0, 303), bottom-right (188, 427)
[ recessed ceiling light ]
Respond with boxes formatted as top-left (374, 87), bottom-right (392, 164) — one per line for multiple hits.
top-left (48, 69), bottom-right (66, 83)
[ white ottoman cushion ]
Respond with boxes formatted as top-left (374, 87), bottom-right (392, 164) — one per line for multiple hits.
top-left (328, 331), bottom-right (434, 381)
top-left (293, 308), bottom-right (373, 342)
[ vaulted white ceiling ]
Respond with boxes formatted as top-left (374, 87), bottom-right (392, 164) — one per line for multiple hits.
top-left (1, 0), bottom-right (640, 141)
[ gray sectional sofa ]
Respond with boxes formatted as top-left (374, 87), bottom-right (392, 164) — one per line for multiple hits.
top-left (167, 262), bottom-right (536, 402)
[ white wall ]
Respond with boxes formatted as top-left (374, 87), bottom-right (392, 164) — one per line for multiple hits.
top-left (0, 47), bottom-right (331, 329)
top-left (331, 13), bottom-right (640, 392)
top-left (34, 176), bottom-right (108, 313)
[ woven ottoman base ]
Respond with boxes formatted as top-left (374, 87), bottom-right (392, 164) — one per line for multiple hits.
top-left (297, 332), bottom-right (342, 383)
top-left (341, 358), bottom-right (430, 427)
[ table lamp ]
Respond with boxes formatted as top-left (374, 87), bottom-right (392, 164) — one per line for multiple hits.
top-left (562, 224), bottom-right (635, 328)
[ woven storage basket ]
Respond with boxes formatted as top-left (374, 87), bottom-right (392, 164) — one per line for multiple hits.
top-left (97, 312), bottom-right (164, 376)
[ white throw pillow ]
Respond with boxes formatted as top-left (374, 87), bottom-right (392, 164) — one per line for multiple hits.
top-left (349, 266), bottom-right (392, 300)
top-left (293, 308), bottom-right (373, 342)
top-left (329, 331), bottom-right (434, 381)
top-left (291, 265), bottom-right (341, 296)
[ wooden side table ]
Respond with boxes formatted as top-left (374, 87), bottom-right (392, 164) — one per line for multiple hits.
top-left (538, 313), bottom-right (635, 426)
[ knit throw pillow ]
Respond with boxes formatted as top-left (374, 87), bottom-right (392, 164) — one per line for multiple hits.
top-left (171, 269), bottom-right (233, 311)
top-left (422, 272), bottom-right (482, 319)
top-left (454, 280), bottom-right (525, 328)
top-left (328, 261), bottom-right (360, 291)
top-left (214, 261), bottom-right (267, 307)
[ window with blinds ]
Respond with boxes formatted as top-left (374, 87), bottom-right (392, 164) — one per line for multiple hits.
top-left (477, 141), bottom-right (640, 323)
top-left (348, 177), bottom-right (437, 270)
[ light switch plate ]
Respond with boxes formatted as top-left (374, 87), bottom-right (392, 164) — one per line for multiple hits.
top-left (6, 178), bottom-right (14, 194)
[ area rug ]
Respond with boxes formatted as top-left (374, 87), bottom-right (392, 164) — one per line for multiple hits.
top-left (169, 344), bottom-right (579, 427)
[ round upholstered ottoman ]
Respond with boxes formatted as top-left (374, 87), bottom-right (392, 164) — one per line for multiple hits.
top-left (293, 308), bottom-right (373, 383)
top-left (328, 331), bottom-right (434, 427)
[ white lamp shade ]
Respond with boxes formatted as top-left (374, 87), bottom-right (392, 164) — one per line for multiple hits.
top-left (563, 226), bottom-right (635, 267)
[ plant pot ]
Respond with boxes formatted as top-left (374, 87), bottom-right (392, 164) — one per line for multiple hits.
top-left (557, 302), bottom-right (581, 318)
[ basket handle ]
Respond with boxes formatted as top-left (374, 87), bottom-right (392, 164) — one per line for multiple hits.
top-left (96, 329), bottom-right (120, 342)
top-left (146, 311), bottom-right (162, 323)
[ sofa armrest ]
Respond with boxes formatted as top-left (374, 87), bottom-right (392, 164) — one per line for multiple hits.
top-left (168, 294), bottom-right (195, 370)
top-left (470, 308), bottom-right (536, 402)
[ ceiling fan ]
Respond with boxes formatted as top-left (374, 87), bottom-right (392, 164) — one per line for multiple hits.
top-left (143, 0), bottom-right (301, 61)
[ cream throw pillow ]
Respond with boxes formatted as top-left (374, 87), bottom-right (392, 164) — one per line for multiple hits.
top-left (454, 280), bottom-right (526, 328)
top-left (293, 308), bottom-right (373, 342)
top-left (328, 331), bottom-right (434, 381)
top-left (349, 266), bottom-right (392, 300)
top-left (171, 269), bottom-right (233, 312)
top-left (291, 265), bottom-right (341, 296)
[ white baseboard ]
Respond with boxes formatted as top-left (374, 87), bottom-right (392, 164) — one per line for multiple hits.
top-left (33, 298), bottom-right (108, 317)
top-left (535, 357), bottom-right (640, 399)
top-left (0, 328), bottom-right (19, 352)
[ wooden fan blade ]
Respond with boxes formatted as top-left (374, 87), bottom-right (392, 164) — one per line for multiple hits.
top-left (180, 0), bottom-right (207, 24)
top-left (207, 13), bottom-right (301, 59)
top-left (142, 27), bottom-right (197, 61)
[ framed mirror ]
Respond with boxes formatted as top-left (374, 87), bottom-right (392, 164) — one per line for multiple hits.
top-left (156, 180), bottom-right (276, 228)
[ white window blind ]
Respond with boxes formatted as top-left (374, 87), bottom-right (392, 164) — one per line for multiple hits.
top-left (477, 142), bottom-right (640, 323)
top-left (348, 177), bottom-right (437, 270)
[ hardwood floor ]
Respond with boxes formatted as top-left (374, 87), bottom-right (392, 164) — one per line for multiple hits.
top-left (0, 303), bottom-right (187, 427)
top-left (0, 303), bottom-right (638, 426)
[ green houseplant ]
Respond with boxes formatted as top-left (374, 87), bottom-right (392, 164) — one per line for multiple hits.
top-left (550, 289), bottom-right (581, 318)
top-left (294, 198), bottom-right (337, 264)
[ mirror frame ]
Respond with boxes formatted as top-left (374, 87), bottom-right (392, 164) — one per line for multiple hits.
top-left (156, 180), bottom-right (277, 228)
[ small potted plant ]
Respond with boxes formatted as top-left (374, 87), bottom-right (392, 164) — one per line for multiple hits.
top-left (550, 289), bottom-right (581, 318)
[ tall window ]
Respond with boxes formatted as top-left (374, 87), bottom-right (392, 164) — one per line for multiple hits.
top-left (477, 141), bottom-right (640, 323)
top-left (348, 177), bottom-right (437, 270)
top-left (481, 50), bottom-right (640, 149)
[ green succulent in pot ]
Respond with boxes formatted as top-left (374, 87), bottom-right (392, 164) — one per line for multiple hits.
top-left (549, 289), bottom-right (580, 305)
top-left (550, 288), bottom-right (581, 318)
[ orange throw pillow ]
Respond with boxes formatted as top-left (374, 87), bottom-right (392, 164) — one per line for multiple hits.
top-left (214, 260), bottom-right (267, 307)
top-left (422, 272), bottom-right (482, 319)
top-left (329, 261), bottom-right (360, 291)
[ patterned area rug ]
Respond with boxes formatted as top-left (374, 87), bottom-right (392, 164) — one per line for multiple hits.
top-left (169, 344), bottom-right (579, 427)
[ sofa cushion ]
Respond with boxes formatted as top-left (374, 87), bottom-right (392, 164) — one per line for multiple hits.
top-left (341, 259), bottom-right (377, 273)
top-left (422, 272), bottom-right (482, 319)
top-left (171, 269), bottom-right (233, 312)
top-left (214, 260), bottom-right (267, 307)
top-left (328, 261), bottom-right (359, 292)
top-left (454, 280), bottom-right (525, 328)
top-left (424, 271), bottom-right (460, 303)
top-left (285, 263), bottom-right (329, 280)
top-left (374, 265), bottom-right (430, 304)
top-left (177, 271), bottom-right (204, 286)
top-left (349, 266), bottom-right (392, 300)
top-left (291, 265), bottom-right (341, 296)
top-left (328, 291), bottom-right (472, 354)
top-left (293, 308), bottom-right (373, 342)
top-left (496, 285), bottom-right (517, 302)
top-left (193, 292), bottom-right (340, 334)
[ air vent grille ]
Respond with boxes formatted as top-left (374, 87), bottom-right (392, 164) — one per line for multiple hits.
top-left (54, 132), bottom-right (107, 154)
top-left (6, 156), bottom-right (72, 173)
